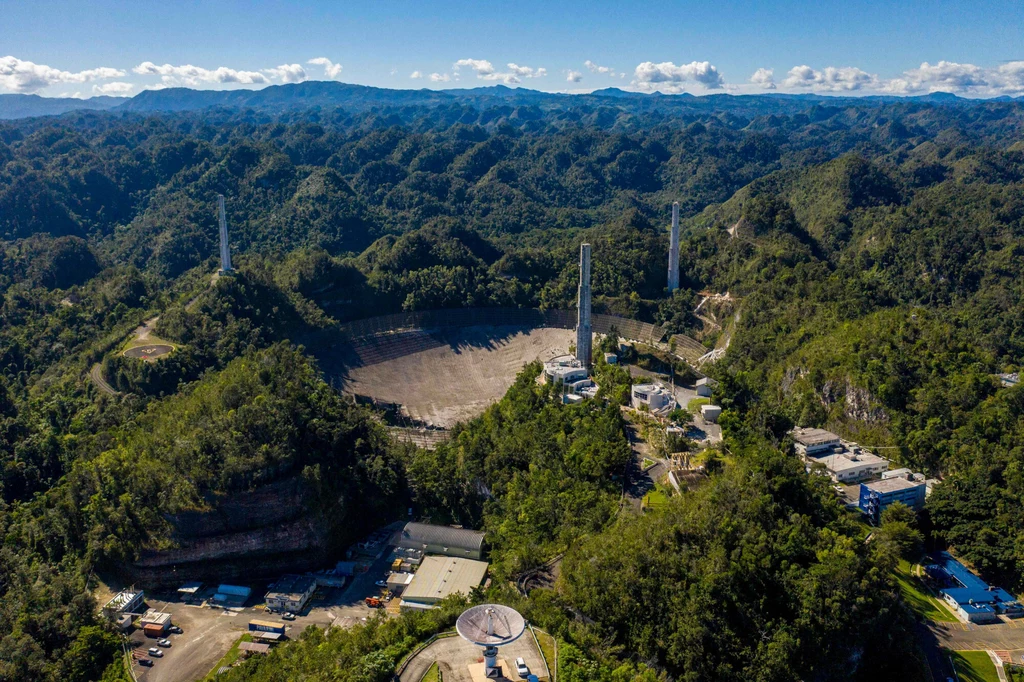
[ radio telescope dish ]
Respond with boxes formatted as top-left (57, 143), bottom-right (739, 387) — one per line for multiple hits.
top-left (456, 604), bottom-right (526, 647)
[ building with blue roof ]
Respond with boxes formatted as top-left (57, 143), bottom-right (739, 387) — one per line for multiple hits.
top-left (859, 476), bottom-right (926, 523)
top-left (926, 553), bottom-right (1022, 623)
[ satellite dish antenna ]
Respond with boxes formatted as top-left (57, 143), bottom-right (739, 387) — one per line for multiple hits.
top-left (456, 604), bottom-right (526, 678)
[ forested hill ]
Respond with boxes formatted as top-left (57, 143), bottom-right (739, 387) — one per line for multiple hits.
top-left (2, 80), bottom-right (1022, 120)
top-left (2, 94), bottom-right (1024, 679)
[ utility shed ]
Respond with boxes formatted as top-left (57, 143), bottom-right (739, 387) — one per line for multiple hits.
top-left (695, 377), bottom-right (716, 397)
top-left (139, 610), bottom-right (171, 637)
top-left (239, 642), bottom-right (271, 655)
top-left (398, 522), bottom-right (486, 560)
top-left (386, 572), bottom-right (415, 595)
top-left (401, 556), bottom-right (488, 608)
top-left (700, 404), bottom-right (722, 423)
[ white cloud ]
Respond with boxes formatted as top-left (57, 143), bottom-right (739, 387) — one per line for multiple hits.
top-left (750, 67), bottom-right (776, 90)
top-left (454, 58), bottom-right (495, 77)
top-left (410, 71), bottom-right (423, 79)
top-left (782, 65), bottom-right (877, 91)
top-left (264, 63), bottom-right (307, 84)
top-left (585, 60), bottom-right (616, 77)
top-left (508, 63), bottom-right (546, 79)
top-left (429, 72), bottom-right (450, 82)
top-left (453, 58), bottom-right (546, 84)
top-left (994, 61), bottom-right (1024, 95)
top-left (133, 61), bottom-right (270, 86)
top-left (567, 70), bottom-right (583, 83)
top-left (92, 82), bottom-right (134, 96)
top-left (885, 61), bottom-right (989, 94)
top-left (632, 60), bottom-right (724, 92)
top-left (0, 56), bottom-right (126, 94)
top-left (307, 57), bottom-right (342, 79)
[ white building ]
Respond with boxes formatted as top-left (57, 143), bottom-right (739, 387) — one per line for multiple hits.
top-left (264, 575), bottom-right (317, 613)
top-left (544, 356), bottom-right (588, 384)
top-left (790, 427), bottom-right (890, 483)
top-left (700, 404), bottom-right (722, 423)
top-left (790, 427), bottom-right (842, 456)
top-left (810, 449), bottom-right (889, 483)
top-left (631, 384), bottom-right (675, 412)
top-left (695, 377), bottom-right (716, 398)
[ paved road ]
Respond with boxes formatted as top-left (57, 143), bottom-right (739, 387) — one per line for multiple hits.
top-left (89, 363), bottom-right (119, 395)
top-left (622, 423), bottom-right (658, 511)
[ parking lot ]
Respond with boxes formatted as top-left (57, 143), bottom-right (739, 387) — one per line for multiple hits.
top-left (125, 526), bottom-right (405, 680)
top-left (128, 600), bottom-right (247, 682)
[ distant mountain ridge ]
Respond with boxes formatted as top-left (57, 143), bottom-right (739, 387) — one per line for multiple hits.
top-left (0, 93), bottom-right (128, 119)
top-left (1, 80), bottom-right (1020, 120)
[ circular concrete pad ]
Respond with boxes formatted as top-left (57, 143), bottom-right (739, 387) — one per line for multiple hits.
top-left (123, 344), bottom-right (174, 361)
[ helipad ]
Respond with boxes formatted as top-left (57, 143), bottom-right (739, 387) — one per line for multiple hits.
top-left (122, 344), bottom-right (175, 361)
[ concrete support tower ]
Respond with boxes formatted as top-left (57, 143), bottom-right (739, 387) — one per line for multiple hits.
top-left (576, 242), bottom-right (592, 368)
top-left (217, 194), bottom-right (234, 275)
top-left (667, 201), bottom-right (680, 292)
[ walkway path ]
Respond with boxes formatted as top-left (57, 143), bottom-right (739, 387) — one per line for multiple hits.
top-left (988, 650), bottom-right (1009, 682)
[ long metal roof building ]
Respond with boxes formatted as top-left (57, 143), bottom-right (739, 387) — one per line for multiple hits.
top-left (398, 522), bottom-right (486, 560)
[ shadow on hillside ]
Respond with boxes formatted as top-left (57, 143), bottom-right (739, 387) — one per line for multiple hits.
top-left (310, 324), bottom-right (538, 388)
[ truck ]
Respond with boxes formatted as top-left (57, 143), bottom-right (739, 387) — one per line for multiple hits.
top-left (364, 597), bottom-right (382, 608)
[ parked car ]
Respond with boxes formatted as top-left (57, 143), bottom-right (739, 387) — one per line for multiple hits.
top-left (147, 647), bottom-right (163, 658)
top-left (139, 659), bottom-right (153, 667)
top-left (375, 580), bottom-right (387, 588)
top-left (282, 612), bottom-right (296, 620)
top-left (157, 638), bottom-right (171, 647)
top-left (516, 657), bottom-right (529, 676)
top-left (169, 625), bottom-right (182, 634)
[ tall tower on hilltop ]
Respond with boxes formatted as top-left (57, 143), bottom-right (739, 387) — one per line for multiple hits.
top-left (668, 201), bottom-right (680, 292)
top-left (576, 242), bottom-right (592, 368)
top-left (217, 194), bottom-right (234, 275)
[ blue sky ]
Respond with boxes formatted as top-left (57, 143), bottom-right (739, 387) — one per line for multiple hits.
top-left (3, 0), bottom-right (1024, 98)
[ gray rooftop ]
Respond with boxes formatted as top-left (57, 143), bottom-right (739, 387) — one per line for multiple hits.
top-left (399, 522), bottom-right (485, 553)
top-left (265, 574), bottom-right (316, 600)
top-left (864, 477), bottom-right (925, 493)
top-left (791, 427), bottom-right (841, 446)
top-left (813, 450), bottom-right (888, 472)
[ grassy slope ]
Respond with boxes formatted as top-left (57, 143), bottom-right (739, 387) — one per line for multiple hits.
top-left (894, 560), bottom-right (959, 624)
top-left (951, 651), bottom-right (999, 682)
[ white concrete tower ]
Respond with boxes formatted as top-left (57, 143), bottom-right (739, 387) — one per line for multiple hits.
top-left (667, 201), bottom-right (680, 291)
top-left (217, 194), bottom-right (234, 275)
top-left (576, 242), bottom-right (592, 368)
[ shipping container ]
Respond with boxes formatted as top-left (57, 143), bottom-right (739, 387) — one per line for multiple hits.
top-left (248, 620), bottom-right (286, 635)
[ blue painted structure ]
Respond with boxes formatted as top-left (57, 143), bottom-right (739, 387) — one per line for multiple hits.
top-left (858, 477), bottom-right (926, 522)
top-left (926, 553), bottom-right (1022, 623)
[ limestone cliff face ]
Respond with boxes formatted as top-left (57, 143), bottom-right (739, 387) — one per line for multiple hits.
top-left (128, 476), bottom-right (334, 585)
